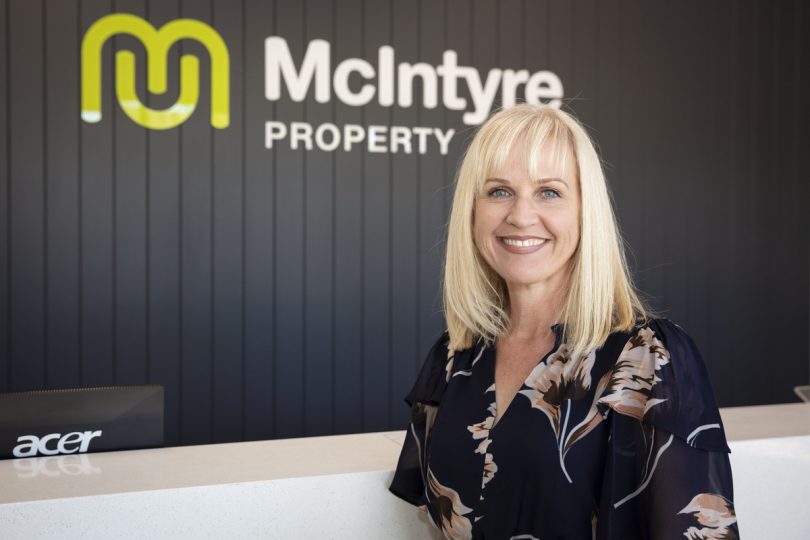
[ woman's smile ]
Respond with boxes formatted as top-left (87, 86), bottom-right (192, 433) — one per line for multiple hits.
top-left (497, 236), bottom-right (550, 253)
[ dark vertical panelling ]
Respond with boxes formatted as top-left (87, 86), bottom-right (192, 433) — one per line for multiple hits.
top-left (761, 0), bottom-right (787, 400)
top-left (756, 0), bottom-right (786, 402)
top-left (273, 0), bottom-right (305, 439)
top-left (524, 1), bottom-right (550, 71)
top-left (332, 0), bottom-right (364, 435)
top-left (9, 0), bottom-right (45, 390)
top-left (211, 0), bottom-right (244, 443)
top-left (705, 1), bottom-right (737, 405)
top-left (3, 0), bottom-right (807, 438)
top-left (682, 1), bottom-right (714, 358)
top-left (642, 3), bottom-right (687, 320)
top-left (497, 0), bottom-right (523, 111)
top-left (781, 0), bottom-right (807, 398)
top-left (442, 0), bottom-right (471, 320)
top-left (389, 0), bottom-right (419, 430)
top-left (759, 0), bottom-right (807, 401)
top-left (737, 0), bottom-right (767, 400)
top-left (615, 2), bottom-right (646, 299)
top-left (113, 0), bottom-right (148, 385)
top-left (443, 0), bottom-right (471, 221)
top-left (80, 0), bottom-right (114, 387)
top-left (45, 0), bottom-right (81, 387)
top-left (147, 0), bottom-right (182, 446)
top-left (799, 0), bottom-right (810, 384)
top-left (546, 0), bottom-right (573, 101)
top-left (570, 0), bottom-right (597, 124)
top-left (362, 0), bottom-right (391, 432)
top-left (794, 0), bottom-right (810, 387)
top-left (729, 0), bottom-right (757, 400)
top-left (179, 0), bottom-right (214, 444)
top-left (303, 0), bottom-right (334, 436)
top-left (472, 0), bottom-right (497, 74)
top-left (0, 0), bottom-right (10, 391)
top-left (593, 0), bottom-right (621, 204)
top-left (243, 0), bottom-right (274, 441)
top-left (415, 0), bottom-right (446, 400)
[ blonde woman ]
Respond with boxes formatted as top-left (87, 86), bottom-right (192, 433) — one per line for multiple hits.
top-left (389, 104), bottom-right (739, 539)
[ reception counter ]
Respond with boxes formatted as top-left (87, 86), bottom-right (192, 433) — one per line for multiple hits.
top-left (1, 403), bottom-right (808, 539)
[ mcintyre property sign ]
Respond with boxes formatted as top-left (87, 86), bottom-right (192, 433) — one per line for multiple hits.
top-left (81, 13), bottom-right (564, 154)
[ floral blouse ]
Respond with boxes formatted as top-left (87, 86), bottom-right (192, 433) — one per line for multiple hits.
top-left (388, 318), bottom-right (739, 539)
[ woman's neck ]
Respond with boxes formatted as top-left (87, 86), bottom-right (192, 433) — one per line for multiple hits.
top-left (505, 280), bottom-right (564, 342)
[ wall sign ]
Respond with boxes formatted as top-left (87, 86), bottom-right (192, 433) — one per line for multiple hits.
top-left (80, 13), bottom-right (565, 155)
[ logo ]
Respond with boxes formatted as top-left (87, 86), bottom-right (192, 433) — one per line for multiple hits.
top-left (78, 15), bottom-right (562, 155)
top-left (81, 13), bottom-right (229, 130)
top-left (13, 430), bottom-right (103, 458)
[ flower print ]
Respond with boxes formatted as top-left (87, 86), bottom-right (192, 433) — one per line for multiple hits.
top-left (468, 401), bottom-right (498, 494)
top-left (452, 345), bottom-right (486, 379)
top-left (468, 417), bottom-right (494, 454)
top-left (468, 417), bottom-right (493, 440)
top-left (596, 326), bottom-right (671, 421)
top-left (426, 466), bottom-right (474, 540)
top-left (679, 493), bottom-right (738, 540)
top-left (467, 401), bottom-right (496, 454)
top-left (481, 452), bottom-right (497, 488)
top-left (487, 401), bottom-right (496, 417)
top-left (561, 369), bottom-right (612, 457)
top-left (517, 347), bottom-right (599, 482)
top-left (613, 429), bottom-right (675, 509)
top-left (519, 346), bottom-right (597, 439)
top-left (476, 438), bottom-right (492, 454)
top-left (410, 402), bottom-right (440, 488)
top-left (445, 345), bottom-right (456, 382)
top-left (412, 402), bottom-right (440, 444)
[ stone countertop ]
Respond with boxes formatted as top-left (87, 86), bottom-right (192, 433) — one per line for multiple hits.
top-left (1, 402), bottom-right (807, 505)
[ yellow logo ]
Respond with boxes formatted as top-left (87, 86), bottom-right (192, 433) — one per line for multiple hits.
top-left (81, 13), bottom-right (229, 130)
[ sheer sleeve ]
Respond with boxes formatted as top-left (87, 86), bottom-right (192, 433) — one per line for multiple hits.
top-left (388, 332), bottom-right (453, 507)
top-left (595, 318), bottom-right (740, 539)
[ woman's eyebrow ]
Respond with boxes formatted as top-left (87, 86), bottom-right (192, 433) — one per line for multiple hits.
top-left (484, 177), bottom-right (569, 187)
top-left (538, 177), bottom-right (569, 187)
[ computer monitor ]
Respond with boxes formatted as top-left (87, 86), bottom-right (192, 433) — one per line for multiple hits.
top-left (0, 384), bottom-right (164, 459)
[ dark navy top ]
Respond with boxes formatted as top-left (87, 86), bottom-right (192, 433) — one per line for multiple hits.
top-left (389, 318), bottom-right (739, 539)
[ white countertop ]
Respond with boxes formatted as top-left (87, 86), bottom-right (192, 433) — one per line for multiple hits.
top-left (1, 402), bottom-right (807, 505)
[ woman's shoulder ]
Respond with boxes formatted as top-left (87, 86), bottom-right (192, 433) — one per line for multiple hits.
top-left (403, 330), bottom-right (455, 408)
top-left (596, 317), bottom-right (731, 452)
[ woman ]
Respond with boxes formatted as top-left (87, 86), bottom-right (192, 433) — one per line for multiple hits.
top-left (388, 104), bottom-right (739, 539)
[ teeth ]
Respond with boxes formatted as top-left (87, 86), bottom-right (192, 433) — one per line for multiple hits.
top-left (502, 238), bottom-right (548, 247)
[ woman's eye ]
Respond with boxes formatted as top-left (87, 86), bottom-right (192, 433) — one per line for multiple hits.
top-left (488, 187), bottom-right (511, 198)
top-left (540, 188), bottom-right (560, 199)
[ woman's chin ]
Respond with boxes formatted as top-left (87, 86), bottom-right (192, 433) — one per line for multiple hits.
top-left (502, 275), bottom-right (552, 291)
top-left (500, 267), bottom-right (570, 292)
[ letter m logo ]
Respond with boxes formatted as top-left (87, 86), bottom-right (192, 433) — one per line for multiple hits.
top-left (81, 13), bottom-right (229, 130)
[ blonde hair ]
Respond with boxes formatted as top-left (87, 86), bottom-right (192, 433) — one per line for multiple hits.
top-left (443, 103), bottom-right (654, 357)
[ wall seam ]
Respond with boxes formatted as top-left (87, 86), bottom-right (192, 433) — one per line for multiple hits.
top-left (42, 0), bottom-right (49, 387)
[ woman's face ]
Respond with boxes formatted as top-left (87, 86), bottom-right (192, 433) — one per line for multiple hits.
top-left (473, 140), bottom-right (581, 293)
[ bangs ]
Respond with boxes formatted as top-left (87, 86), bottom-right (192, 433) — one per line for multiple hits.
top-left (473, 108), bottom-right (577, 189)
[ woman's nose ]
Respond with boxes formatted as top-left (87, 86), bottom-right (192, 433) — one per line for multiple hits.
top-left (505, 195), bottom-right (539, 228)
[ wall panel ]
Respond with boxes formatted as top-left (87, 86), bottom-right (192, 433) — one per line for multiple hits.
top-left (1, 0), bottom-right (807, 445)
top-left (9, 0), bottom-right (45, 391)
top-left (0, 0), bottom-right (9, 392)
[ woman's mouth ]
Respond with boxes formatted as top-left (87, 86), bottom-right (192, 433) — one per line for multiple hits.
top-left (498, 236), bottom-right (550, 253)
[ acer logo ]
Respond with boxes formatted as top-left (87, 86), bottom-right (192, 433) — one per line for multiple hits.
top-left (12, 431), bottom-right (102, 458)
